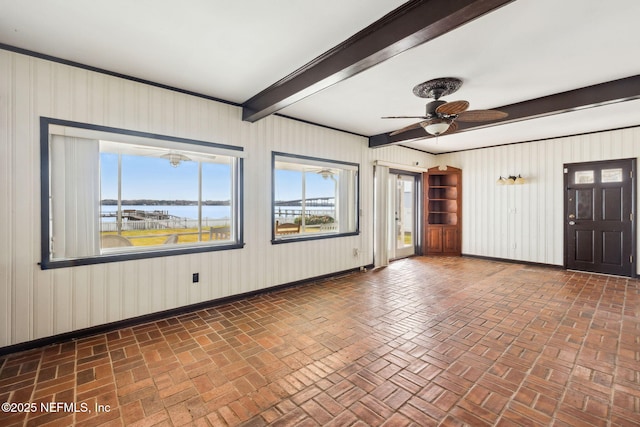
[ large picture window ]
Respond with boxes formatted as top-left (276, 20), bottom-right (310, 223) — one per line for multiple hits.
top-left (272, 152), bottom-right (359, 242)
top-left (40, 118), bottom-right (244, 269)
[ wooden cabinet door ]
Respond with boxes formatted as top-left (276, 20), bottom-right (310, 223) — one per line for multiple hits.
top-left (442, 226), bottom-right (459, 254)
top-left (426, 227), bottom-right (443, 253)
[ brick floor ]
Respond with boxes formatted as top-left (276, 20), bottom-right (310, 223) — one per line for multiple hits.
top-left (1, 256), bottom-right (639, 426)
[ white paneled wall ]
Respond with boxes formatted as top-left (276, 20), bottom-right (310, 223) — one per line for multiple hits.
top-left (439, 127), bottom-right (640, 272)
top-left (0, 50), bottom-right (434, 347)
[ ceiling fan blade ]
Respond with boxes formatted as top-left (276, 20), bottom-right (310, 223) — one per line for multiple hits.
top-left (436, 100), bottom-right (469, 115)
top-left (382, 115), bottom-right (430, 119)
top-left (456, 109), bottom-right (508, 122)
top-left (389, 121), bottom-right (425, 136)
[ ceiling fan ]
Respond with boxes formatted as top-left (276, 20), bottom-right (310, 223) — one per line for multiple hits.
top-left (382, 77), bottom-right (508, 137)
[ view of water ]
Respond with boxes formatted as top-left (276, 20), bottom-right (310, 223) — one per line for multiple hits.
top-left (101, 204), bottom-right (335, 221)
top-left (101, 205), bottom-right (230, 220)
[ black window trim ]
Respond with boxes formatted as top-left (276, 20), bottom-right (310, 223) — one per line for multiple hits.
top-left (271, 151), bottom-right (360, 244)
top-left (39, 117), bottom-right (245, 270)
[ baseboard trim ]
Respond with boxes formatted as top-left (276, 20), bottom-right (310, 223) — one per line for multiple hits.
top-left (0, 264), bottom-right (373, 357)
top-left (461, 254), bottom-right (564, 270)
top-left (462, 254), bottom-right (640, 278)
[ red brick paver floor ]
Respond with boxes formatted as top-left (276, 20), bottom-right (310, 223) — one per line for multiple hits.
top-left (1, 257), bottom-right (639, 426)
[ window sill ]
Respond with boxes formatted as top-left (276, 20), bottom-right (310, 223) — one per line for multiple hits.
top-left (271, 231), bottom-right (359, 245)
top-left (40, 242), bottom-right (245, 270)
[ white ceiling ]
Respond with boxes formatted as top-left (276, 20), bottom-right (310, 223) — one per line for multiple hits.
top-left (2, 0), bottom-right (639, 154)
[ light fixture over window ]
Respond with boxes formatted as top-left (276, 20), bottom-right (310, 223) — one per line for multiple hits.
top-left (421, 119), bottom-right (451, 136)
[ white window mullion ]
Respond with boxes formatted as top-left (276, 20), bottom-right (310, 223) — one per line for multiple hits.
top-left (117, 153), bottom-right (122, 235)
top-left (301, 171), bottom-right (307, 231)
top-left (198, 161), bottom-right (203, 242)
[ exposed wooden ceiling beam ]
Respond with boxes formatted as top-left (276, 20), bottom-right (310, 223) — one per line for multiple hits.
top-left (369, 74), bottom-right (640, 147)
top-left (242, 0), bottom-right (516, 123)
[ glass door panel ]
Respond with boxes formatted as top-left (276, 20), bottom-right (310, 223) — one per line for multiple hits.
top-left (392, 174), bottom-right (415, 259)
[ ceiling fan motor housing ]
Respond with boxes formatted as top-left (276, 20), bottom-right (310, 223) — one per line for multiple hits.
top-left (426, 100), bottom-right (446, 116)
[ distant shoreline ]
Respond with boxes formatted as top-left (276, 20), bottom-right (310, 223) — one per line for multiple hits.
top-left (101, 199), bottom-right (230, 206)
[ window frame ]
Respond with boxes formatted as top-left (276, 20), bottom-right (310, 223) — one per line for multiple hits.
top-left (40, 117), bottom-right (244, 269)
top-left (271, 151), bottom-right (360, 244)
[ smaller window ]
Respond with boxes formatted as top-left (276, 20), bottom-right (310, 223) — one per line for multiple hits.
top-left (601, 168), bottom-right (623, 183)
top-left (272, 153), bottom-right (359, 242)
top-left (574, 170), bottom-right (594, 184)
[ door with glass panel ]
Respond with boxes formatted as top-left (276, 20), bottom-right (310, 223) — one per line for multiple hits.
top-left (564, 158), bottom-right (635, 277)
top-left (390, 173), bottom-right (418, 259)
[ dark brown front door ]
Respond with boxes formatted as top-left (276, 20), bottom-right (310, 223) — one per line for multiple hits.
top-left (564, 158), bottom-right (635, 277)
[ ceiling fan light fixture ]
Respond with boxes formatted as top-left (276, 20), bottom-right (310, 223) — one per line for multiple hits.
top-left (422, 120), bottom-right (450, 136)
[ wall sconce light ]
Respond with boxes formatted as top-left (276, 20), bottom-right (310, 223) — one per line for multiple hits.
top-left (496, 175), bottom-right (525, 185)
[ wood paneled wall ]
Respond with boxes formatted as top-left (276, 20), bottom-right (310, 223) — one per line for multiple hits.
top-left (0, 50), bottom-right (434, 347)
top-left (438, 127), bottom-right (640, 273)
